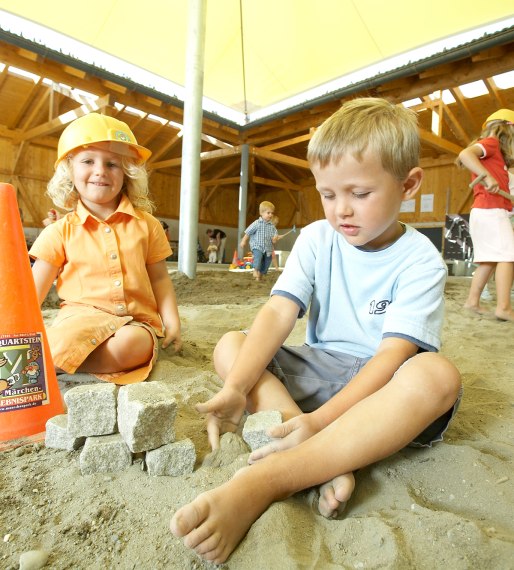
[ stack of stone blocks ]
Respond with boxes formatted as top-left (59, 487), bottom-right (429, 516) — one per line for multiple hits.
top-left (45, 381), bottom-right (283, 477)
top-left (45, 382), bottom-right (195, 477)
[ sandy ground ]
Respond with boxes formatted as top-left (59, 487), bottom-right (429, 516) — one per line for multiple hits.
top-left (1, 268), bottom-right (513, 569)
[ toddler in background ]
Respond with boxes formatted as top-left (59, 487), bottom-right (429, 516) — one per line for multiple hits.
top-left (240, 201), bottom-right (277, 281)
top-left (207, 238), bottom-right (218, 263)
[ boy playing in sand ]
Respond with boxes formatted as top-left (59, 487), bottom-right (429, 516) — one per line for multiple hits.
top-left (170, 98), bottom-right (461, 563)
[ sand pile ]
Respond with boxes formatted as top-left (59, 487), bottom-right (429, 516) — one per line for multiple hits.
top-left (0, 271), bottom-right (513, 569)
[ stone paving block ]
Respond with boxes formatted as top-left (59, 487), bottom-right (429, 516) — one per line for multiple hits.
top-left (79, 433), bottom-right (132, 475)
top-left (242, 410), bottom-right (282, 451)
top-left (64, 383), bottom-right (118, 437)
top-left (145, 438), bottom-right (196, 476)
top-left (45, 414), bottom-right (85, 451)
top-left (117, 381), bottom-right (177, 453)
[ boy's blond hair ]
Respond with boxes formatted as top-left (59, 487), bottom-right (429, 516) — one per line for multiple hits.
top-left (47, 156), bottom-right (155, 213)
top-left (307, 97), bottom-right (419, 180)
top-left (259, 200), bottom-right (275, 214)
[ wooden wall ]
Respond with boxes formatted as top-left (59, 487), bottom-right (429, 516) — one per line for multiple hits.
top-left (1, 135), bottom-right (473, 232)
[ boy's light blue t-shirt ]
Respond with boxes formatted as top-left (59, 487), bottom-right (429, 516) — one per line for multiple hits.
top-left (271, 220), bottom-right (447, 357)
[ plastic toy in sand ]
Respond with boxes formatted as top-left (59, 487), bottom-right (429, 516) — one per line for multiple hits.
top-left (229, 250), bottom-right (254, 272)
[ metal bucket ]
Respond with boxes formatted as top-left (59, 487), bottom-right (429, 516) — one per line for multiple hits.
top-left (446, 260), bottom-right (476, 277)
top-left (275, 250), bottom-right (290, 268)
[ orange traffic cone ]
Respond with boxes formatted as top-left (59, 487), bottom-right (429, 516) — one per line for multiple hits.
top-left (0, 183), bottom-right (64, 444)
top-left (230, 249), bottom-right (239, 268)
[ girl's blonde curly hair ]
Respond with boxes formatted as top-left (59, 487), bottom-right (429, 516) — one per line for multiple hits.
top-left (47, 155), bottom-right (155, 213)
top-left (455, 121), bottom-right (514, 169)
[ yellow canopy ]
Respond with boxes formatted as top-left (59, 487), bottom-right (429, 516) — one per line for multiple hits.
top-left (0, 0), bottom-right (513, 123)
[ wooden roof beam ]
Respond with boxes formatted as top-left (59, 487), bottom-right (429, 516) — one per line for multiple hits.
top-left (200, 176), bottom-right (240, 187)
top-left (149, 145), bottom-right (243, 170)
top-left (251, 148), bottom-right (309, 169)
top-left (418, 127), bottom-right (463, 155)
top-left (9, 79), bottom-right (48, 130)
top-left (0, 65), bottom-right (9, 91)
top-left (484, 77), bottom-right (505, 109)
top-left (441, 103), bottom-right (470, 146)
top-left (260, 133), bottom-right (312, 151)
top-left (253, 176), bottom-right (302, 192)
top-left (147, 133), bottom-right (182, 163)
top-left (12, 94), bottom-right (114, 144)
top-left (201, 133), bottom-right (233, 149)
top-left (449, 86), bottom-right (482, 134)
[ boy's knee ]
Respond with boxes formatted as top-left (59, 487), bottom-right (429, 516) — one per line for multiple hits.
top-left (403, 353), bottom-right (461, 405)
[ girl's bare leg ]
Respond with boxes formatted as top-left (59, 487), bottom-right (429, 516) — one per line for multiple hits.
top-left (213, 331), bottom-right (302, 420)
top-left (494, 262), bottom-right (514, 321)
top-left (171, 353), bottom-right (461, 564)
top-left (77, 326), bottom-right (153, 374)
top-left (464, 262), bottom-right (495, 314)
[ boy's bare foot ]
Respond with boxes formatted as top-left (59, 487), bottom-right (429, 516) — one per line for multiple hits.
top-left (170, 466), bottom-right (277, 564)
top-left (495, 310), bottom-right (514, 322)
top-left (317, 472), bottom-right (355, 518)
top-left (463, 304), bottom-right (489, 316)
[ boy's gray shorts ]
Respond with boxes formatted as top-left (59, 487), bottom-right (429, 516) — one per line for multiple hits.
top-left (266, 344), bottom-right (460, 448)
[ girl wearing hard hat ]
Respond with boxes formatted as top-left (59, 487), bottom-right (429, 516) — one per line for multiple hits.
top-left (29, 113), bottom-right (182, 384)
top-left (457, 108), bottom-right (514, 321)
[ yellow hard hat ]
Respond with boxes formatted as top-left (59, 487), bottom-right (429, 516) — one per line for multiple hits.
top-left (55, 113), bottom-right (151, 167)
top-left (482, 108), bottom-right (514, 129)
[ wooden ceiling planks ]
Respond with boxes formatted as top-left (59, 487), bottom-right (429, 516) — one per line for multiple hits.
top-left (1, 35), bottom-right (514, 218)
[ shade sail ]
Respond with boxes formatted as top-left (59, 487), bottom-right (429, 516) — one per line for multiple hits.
top-left (0, 0), bottom-right (513, 124)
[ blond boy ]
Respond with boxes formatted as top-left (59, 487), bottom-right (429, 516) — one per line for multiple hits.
top-left (171, 98), bottom-right (461, 563)
top-left (240, 201), bottom-right (278, 281)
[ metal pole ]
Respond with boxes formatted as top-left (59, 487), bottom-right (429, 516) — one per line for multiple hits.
top-left (178, 0), bottom-right (206, 278)
top-left (238, 144), bottom-right (249, 258)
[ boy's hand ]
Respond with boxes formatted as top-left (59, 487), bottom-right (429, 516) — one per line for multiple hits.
top-left (247, 413), bottom-right (318, 463)
top-left (195, 386), bottom-right (247, 450)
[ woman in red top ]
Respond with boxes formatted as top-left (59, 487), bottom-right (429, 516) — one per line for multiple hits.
top-left (457, 109), bottom-right (514, 321)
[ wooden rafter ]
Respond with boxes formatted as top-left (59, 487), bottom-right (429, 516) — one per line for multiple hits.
top-left (12, 94), bottom-right (113, 144)
top-left (251, 148), bottom-right (309, 169)
top-left (149, 146), bottom-right (243, 170)
top-left (418, 128), bottom-right (463, 155)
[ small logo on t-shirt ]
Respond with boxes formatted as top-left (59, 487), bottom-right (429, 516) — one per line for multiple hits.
top-left (369, 299), bottom-right (391, 314)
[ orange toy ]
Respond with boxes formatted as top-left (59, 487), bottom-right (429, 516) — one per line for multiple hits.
top-left (0, 183), bottom-right (64, 443)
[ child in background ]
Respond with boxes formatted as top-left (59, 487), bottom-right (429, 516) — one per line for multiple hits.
top-left (170, 98), bottom-right (461, 564)
top-left (205, 228), bottom-right (227, 263)
top-left (160, 220), bottom-right (173, 259)
top-left (457, 108), bottom-right (514, 321)
top-left (240, 201), bottom-right (278, 281)
top-left (207, 238), bottom-right (218, 263)
top-left (42, 208), bottom-right (61, 226)
top-left (30, 113), bottom-right (182, 385)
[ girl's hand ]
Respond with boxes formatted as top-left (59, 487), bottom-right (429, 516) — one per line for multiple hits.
top-left (247, 413), bottom-right (319, 463)
top-left (482, 174), bottom-right (500, 193)
top-left (161, 323), bottom-right (182, 352)
top-left (195, 386), bottom-right (247, 450)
